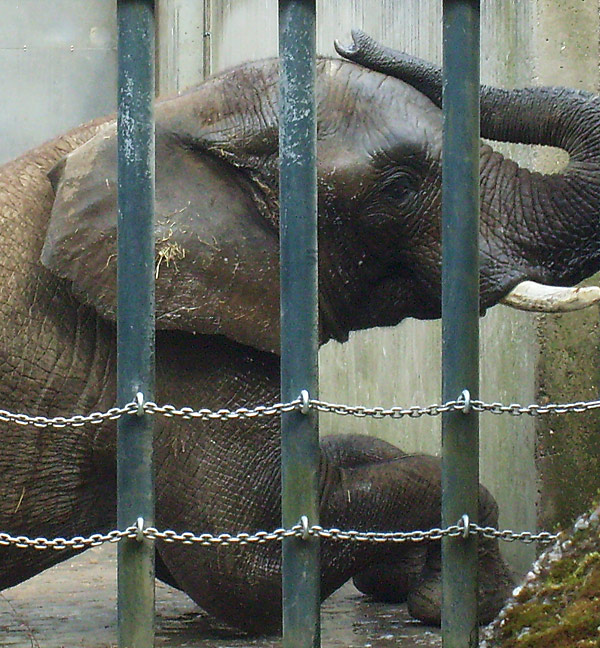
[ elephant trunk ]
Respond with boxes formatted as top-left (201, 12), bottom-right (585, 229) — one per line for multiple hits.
top-left (336, 30), bottom-right (600, 161)
top-left (478, 88), bottom-right (600, 303)
top-left (318, 438), bottom-right (514, 625)
top-left (337, 31), bottom-right (600, 304)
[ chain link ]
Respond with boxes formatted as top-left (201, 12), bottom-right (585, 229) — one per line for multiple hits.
top-left (0, 393), bottom-right (572, 552)
top-left (306, 399), bottom-right (461, 418)
top-left (469, 399), bottom-right (600, 416)
top-left (143, 398), bottom-right (302, 421)
top-left (469, 524), bottom-right (558, 545)
top-left (0, 529), bottom-right (130, 550)
top-left (0, 403), bottom-right (138, 429)
top-left (0, 521), bottom-right (558, 551)
top-left (310, 397), bottom-right (600, 418)
top-left (5, 395), bottom-right (600, 429)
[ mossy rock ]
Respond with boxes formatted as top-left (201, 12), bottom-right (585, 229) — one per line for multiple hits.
top-left (481, 506), bottom-right (600, 648)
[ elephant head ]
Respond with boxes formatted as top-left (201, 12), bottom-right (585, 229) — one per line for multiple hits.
top-left (335, 30), bottom-right (600, 313)
top-left (41, 40), bottom-right (600, 354)
top-left (43, 56), bottom-right (450, 353)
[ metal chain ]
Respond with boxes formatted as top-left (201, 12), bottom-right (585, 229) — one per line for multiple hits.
top-left (143, 398), bottom-right (302, 421)
top-left (309, 396), bottom-right (600, 418)
top-left (4, 394), bottom-right (600, 429)
top-left (471, 524), bottom-right (559, 545)
top-left (0, 399), bottom-right (303, 429)
top-left (0, 404), bottom-right (138, 429)
top-left (0, 529), bottom-right (130, 550)
top-left (468, 399), bottom-right (600, 416)
top-left (0, 521), bottom-right (558, 551)
top-left (306, 399), bottom-right (461, 419)
top-left (0, 394), bottom-right (563, 556)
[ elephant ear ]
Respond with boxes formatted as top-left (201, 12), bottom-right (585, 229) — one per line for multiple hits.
top-left (41, 74), bottom-right (282, 354)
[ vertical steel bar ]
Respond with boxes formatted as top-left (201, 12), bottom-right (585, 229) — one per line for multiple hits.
top-left (203, 0), bottom-right (212, 78)
top-left (279, 1), bottom-right (320, 647)
top-left (116, 2), bottom-right (156, 647)
top-left (441, 1), bottom-right (480, 647)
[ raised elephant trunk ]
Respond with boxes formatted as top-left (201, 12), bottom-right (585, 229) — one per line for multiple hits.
top-left (336, 30), bottom-right (600, 309)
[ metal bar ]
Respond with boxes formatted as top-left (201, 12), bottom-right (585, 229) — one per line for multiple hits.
top-left (116, 1), bottom-right (156, 647)
top-left (203, 0), bottom-right (212, 78)
top-left (279, 1), bottom-right (320, 647)
top-left (441, 1), bottom-right (481, 647)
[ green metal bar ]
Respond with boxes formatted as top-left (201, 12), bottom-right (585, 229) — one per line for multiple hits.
top-left (279, 1), bottom-right (320, 647)
top-left (116, 2), bottom-right (156, 647)
top-left (441, 1), bottom-right (480, 647)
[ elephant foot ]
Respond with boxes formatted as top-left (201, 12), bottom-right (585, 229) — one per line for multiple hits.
top-left (406, 577), bottom-right (441, 625)
top-left (352, 545), bottom-right (427, 603)
top-left (406, 551), bottom-right (514, 626)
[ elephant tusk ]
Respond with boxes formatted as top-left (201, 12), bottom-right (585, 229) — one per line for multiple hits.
top-left (501, 280), bottom-right (600, 312)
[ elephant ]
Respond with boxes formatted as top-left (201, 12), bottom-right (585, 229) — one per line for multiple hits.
top-left (320, 435), bottom-right (512, 626)
top-left (0, 31), bottom-right (599, 633)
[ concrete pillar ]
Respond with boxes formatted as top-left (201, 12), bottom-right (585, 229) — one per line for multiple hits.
top-left (533, 0), bottom-right (600, 535)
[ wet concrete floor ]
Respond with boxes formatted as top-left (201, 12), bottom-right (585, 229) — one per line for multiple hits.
top-left (0, 545), bottom-right (441, 648)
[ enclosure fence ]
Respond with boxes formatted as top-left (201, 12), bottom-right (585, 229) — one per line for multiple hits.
top-left (4, 392), bottom-right (598, 551)
top-left (2, 390), bottom-right (598, 638)
top-left (3, 0), bottom-right (581, 647)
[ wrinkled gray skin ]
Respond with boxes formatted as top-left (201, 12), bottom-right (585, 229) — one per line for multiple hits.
top-left (1, 32), bottom-right (600, 632)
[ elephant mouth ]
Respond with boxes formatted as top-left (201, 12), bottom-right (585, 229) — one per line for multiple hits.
top-left (319, 291), bottom-right (351, 344)
top-left (362, 268), bottom-right (443, 328)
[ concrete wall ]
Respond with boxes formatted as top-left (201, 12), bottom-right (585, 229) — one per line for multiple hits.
top-left (156, 0), bottom-right (208, 94)
top-left (0, 1), bottom-right (117, 164)
top-left (3, 0), bottom-right (598, 576)
top-left (532, 0), bottom-right (600, 533)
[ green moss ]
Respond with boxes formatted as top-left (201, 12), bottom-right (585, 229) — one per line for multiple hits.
top-left (485, 508), bottom-right (600, 647)
top-left (545, 557), bottom-right (580, 587)
top-left (495, 594), bottom-right (600, 647)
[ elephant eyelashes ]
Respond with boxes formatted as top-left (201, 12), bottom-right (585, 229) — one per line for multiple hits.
top-left (378, 171), bottom-right (420, 205)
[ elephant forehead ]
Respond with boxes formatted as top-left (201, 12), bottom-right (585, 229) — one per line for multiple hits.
top-left (316, 59), bottom-right (443, 156)
top-left (161, 57), bottom-right (442, 162)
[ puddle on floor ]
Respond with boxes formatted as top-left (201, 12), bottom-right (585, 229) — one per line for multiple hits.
top-left (0, 545), bottom-right (441, 647)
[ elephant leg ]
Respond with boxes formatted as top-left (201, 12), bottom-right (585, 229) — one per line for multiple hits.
top-left (352, 544), bottom-right (428, 602)
top-left (321, 434), bottom-right (429, 602)
top-left (405, 485), bottom-right (514, 625)
top-left (155, 548), bottom-right (182, 590)
top-left (320, 451), bottom-right (514, 627)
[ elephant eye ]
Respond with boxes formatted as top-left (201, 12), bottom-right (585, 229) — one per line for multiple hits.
top-left (379, 170), bottom-right (419, 204)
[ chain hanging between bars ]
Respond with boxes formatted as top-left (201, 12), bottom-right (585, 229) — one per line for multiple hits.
top-left (0, 521), bottom-right (559, 551)
top-left (0, 391), bottom-right (587, 552)
top-left (1, 395), bottom-right (600, 429)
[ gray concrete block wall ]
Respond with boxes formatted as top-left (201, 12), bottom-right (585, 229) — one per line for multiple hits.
top-left (156, 0), bottom-right (208, 94)
top-left (532, 0), bottom-right (600, 534)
